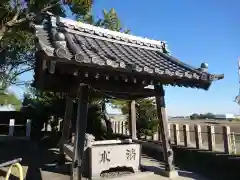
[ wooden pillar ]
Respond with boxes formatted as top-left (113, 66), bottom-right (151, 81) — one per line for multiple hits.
top-left (121, 121), bottom-right (124, 135)
top-left (153, 132), bottom-right (158, 140)
top-left (123, 121), bottom-right (127, 135)
top-left (154, 85), bottom-right (176, 173)
top-left (9, 119), bottom-right (15, 136)
top-left (72, 84), bottom-right (89, 180)
top-left (26, 119), bottom-right (32, 138)
top-left (114, 122), bottom-right (117, 134)
top-left (118, 121), bottom-right (121, 134)
top-left (128, 100), bottom-right (137, 140)
top-left (125, 122), bottom-right (129, 135)
top-left (44, 122), bottom-right (48, 131)
top-left (111, 121), bottom-right (114, 133)
top-left (59, 96), bottom-right (74, 164)
top-left (157, 124), bottom-right (161, 141)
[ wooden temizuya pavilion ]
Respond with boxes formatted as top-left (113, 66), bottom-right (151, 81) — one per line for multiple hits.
top-left (32, 14), bottom-right (224, 180)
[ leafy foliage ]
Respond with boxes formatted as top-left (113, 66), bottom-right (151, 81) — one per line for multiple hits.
top-left (0, 89), bottom-right (21, 110)
top-left (111, 98), bottom-right (159, 137)
top-left (190, 112), bottom-right (215, 120)
top-left (18, 5), bottom-right (130, 140)
top-left (0, 0), bottom-right (93, 89)
top-left (78, 8), bottom-right (130, 33)
top-left (95, 8), bottom-right (130, 33)
top-left (0, 1), bottom-right (158, 141)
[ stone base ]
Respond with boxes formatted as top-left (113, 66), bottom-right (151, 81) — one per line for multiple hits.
top-left (91, 171), bottom-right (154, 180)
top-left (162, 170), bottom-right (179, 179)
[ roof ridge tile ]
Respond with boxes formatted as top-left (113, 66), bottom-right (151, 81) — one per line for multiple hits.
top-left (50, 15), bottom-right (166, 49)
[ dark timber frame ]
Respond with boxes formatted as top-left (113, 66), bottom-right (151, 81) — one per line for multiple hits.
top-left (32, 14), bottom-right (224, 180)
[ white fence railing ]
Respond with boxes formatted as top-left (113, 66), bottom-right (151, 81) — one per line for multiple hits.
top-left (111, 121), bottom-right (237, 155)
top-left (0, 119), bottom-right (32, 139)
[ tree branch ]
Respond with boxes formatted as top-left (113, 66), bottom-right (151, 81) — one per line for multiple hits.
top-left (2, 67), bottom-right (34, 87)
top-left (12, 67), bottom-right (34, 78)
top-left (12, 0), bottom-right (21, 21)
top-left (0, 1), bottom-right (60, 41)
top-left (5, 0), bottom-right (21, 27)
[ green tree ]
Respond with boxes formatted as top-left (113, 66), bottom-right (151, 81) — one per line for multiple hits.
top-left (95, 8), bottom-right (130, 33)
top-left (204, 112), bottom-right (215, 119)
top-left (111, 98), bottom-right (159, 138)
top-left (0, 89), bottom-right (21, 110)
top-left (0, 0), bottom-right (93, 89)
top-left (190, 113), bottom-right (199, 120)
top-left (22, 7), bottom-right (130, 140)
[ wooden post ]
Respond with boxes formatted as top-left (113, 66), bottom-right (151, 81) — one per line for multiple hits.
top-left (207, 125), bottom-right (215, 151)
top-left (72, 84), bottom-right (89, 180)
top-left (26, 119), bottom-right (31, 138)
top-left (183, 124), bottom-right (190, 146)
top-left (123, 121), bottom-right (127, 135)
top-left (118, 121), bottom-right (121, 134)
top-left (155, 85), bottom-right (176, 173)
top-left (151, 133), bottom-right (154, 140)
top-left (114, 121), bottom-right (117, 134)
top-left (194, 125), bottom-right (202, 149)
top-left (115, 121), bottom-right (117, 134)
top-left (44, 122), bottom-right (48, 131)
top-left (223, 126), bottom-right (231, 154)
top-left (157, 124), bottom-right (161, 141)
top-left (121, 121), bottom-right (124, 135)
top-left (9, 119), bottom-right (15, 136)
top-left (115, 121), bottom-right (118, 134)
top-left (59, 120), bottom-right (63, 131)
top-left (59, 96), bottom-right (74, 164)
top-left (111, 121), bottom-right (115, 133)
top-left (153, 132), bottom-right (158, 140)
top-left (129, 100), bottom-right (137, 140)
top-left (173, 124), bottom-right (180, 145)
top-left (126, 122), bottom-right (130, 135)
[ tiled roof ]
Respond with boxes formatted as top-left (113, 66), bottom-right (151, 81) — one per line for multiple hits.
top-left (33, 15), bottom-right (224, 90)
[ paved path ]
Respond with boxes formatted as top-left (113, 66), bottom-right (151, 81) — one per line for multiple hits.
top-left (141, 155), bottom-right (210, 180)
top-left (0, 139), bottom-right (210, 180)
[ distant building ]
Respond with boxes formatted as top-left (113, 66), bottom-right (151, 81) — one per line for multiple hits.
top-left (214, 113), bottom-right (235, 120)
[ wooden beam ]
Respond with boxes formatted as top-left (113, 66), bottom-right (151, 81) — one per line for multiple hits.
top-left (154, 84), bottom-right (175, 172)
top-left (72, 84), bottom-right (89, 180)
top-left (91, 83), bottom-right (158, 97)
top-left (33, 72), bottom-right (161, 99)
top-left (59, 96), bottom-right (74, 164)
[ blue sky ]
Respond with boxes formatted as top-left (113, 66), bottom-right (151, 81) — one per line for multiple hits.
top-left (10, 0), bottom-right (240, 116)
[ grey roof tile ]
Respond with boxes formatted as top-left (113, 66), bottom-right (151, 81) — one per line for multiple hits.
top-left (33, 15), bottom-right (224, 90)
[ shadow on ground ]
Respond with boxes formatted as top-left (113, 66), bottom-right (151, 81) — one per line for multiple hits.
top-left (141, 154), bottom-right (209, 180)
top-left (0, 133), bottom-right (70, 180)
